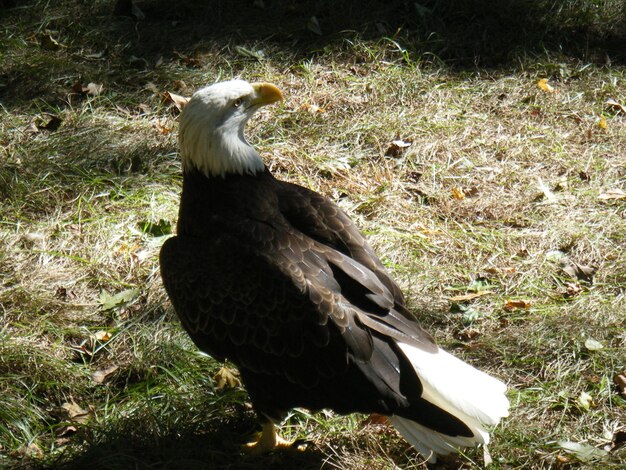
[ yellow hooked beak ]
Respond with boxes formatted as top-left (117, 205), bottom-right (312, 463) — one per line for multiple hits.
top-left (250, 82), bottom-right (283, 107)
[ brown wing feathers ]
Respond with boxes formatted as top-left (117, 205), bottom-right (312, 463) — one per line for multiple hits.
top-left (160, 169), bottom-right (441, 420)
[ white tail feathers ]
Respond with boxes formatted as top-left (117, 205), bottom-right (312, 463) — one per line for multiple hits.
top-left (390, 342), bottom-right (509, 463)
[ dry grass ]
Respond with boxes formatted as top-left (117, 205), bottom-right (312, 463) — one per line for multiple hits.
top-left (1, 1), bottom-right (625, 468)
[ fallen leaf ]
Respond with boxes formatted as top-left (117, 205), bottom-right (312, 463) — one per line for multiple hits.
top-left (93, 364), bottom-right (119, 384)
top-left (561, 260), bottom-right (596, 283)
top-left (451, 187), bottom-right (465, 200)
top-left (71, 82), bottom-right (104, 96)
top-left (503, 299), bottom-right (531, 311)
top-left (93, 330), bottom-right (112, 342)
top-left (556, 441), bottom-right (609, 462)
top-left (55, 425), bottom-right (78, 437)
top-left (98, 288), bottom-right (139, 310)
top-left (385, 139), bottom-right (411, 157)
top-left (163, 91), bottom-right (189, 111)
top-left (299, 103), bottom-right (325, 114)
top-left (24, 121), bottom-right (39, 133)
top-left (584, 338), bottom-right (604, 351)
top-left (59, 402), bottom-right (91, 423)
top-left (447, 291), bottom-right (493, 302)
top-left (562, 281), bottom-right (582, 298)
top-left (598, 188), bottom-right (626, 200)
top-left (605, 98), bottom-right (626, 115)
top-left (537, 78), bottom-right (555, 93)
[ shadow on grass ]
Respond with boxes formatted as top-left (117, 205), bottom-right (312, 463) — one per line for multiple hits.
top-left (54, 414), bottom-right (327, 470)
top-left (1, 0), bottom-right (625, 109)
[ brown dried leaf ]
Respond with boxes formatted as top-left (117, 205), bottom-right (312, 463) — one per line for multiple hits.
top-left (24, 121), bottom-right (40, 133)
top-left (503, 299), bottom-right (531, 311)
top-left (448, 291), bottom-right (493, 302)
top-left (561, 261), bottom-right (596, 283)
top-left (385, 139), bottom-right (411, 157)
top-left (55, 425), bottom-right (78, 437)
top-left (93, 364), bottom-right (120, 384)
top-left (606, 98), bottom-right (626, 115)
top-left (60, 402), bottom-right (91, 423)
top-left (563, 281), bottom-right (582, 298)
top-left (163, 91), bottom-right (189, 111)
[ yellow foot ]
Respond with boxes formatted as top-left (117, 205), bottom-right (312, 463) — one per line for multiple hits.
top-left (244, 422), bottom-right (308, 453)
top-left (213, 366), bottom-right (241, 390)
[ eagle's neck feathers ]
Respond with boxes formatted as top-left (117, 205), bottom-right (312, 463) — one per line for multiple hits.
top-left (179, 113), bottom-right (264, 178)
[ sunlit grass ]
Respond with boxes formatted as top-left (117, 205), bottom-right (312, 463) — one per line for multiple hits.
top-left (1, 0), bottom-right (625, 468)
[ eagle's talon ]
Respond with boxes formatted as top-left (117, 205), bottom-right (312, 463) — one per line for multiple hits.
top-left (213, 366), bottom-right (241, 390)
top-left (244, 422), bottom-right (293, 453)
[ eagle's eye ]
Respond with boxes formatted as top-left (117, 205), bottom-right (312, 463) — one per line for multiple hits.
top-left (233, 98), bottom-right (243, 108)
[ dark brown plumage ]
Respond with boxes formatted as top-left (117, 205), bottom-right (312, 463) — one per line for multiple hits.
top-left (159, 80), bottom-right (508, 460)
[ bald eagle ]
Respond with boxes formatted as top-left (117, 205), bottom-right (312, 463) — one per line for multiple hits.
top-left (159, 80), bottom-right (509, 461)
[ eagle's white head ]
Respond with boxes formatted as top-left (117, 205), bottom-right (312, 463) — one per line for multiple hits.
top-left (179, 79), bottom-right (283, 177)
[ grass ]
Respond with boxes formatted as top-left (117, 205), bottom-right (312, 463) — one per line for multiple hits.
top-left (1, 0), bottom-right (625, 468)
